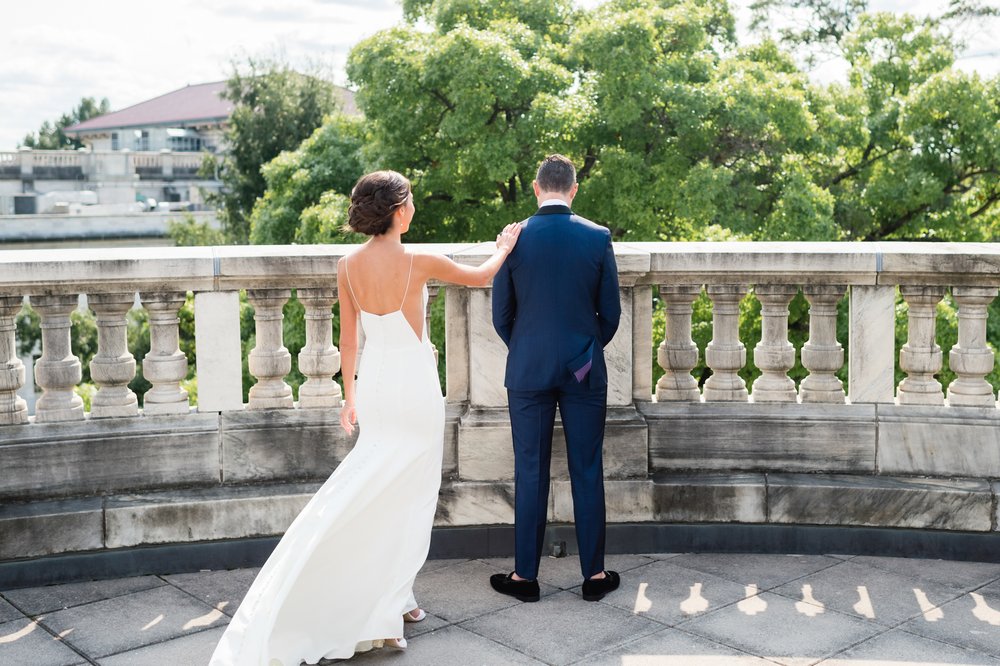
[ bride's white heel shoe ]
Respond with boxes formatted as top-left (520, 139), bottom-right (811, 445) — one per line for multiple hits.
top-left (403, 608), bottom-right (426, 622)
top-left (384, 637), bottom-right (407, 649)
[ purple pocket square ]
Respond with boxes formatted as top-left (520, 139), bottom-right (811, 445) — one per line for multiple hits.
top-left (567, 338), bottom-right (597, 384)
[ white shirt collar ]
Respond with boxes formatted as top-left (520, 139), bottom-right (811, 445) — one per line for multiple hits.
top-left (540, 198), bottom-right (570, 208)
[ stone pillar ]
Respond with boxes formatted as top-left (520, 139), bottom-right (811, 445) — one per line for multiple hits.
top-left (632, 284), bottom-right (653, 402)
top-left (32, 294), bottom-right (84, 422)
top-left (141, 291), bottom-right (189, 415)
top-left (246, 289), bottom-right (293, 410)
top-left (297, 288), bottom-right (342, 409)
top-left (897, 286), bottom-right (945, 405)
top-left (194, 291), bottom-right (244, 412)
top-left (703, 285), bottom-right (748, 402)
top-left (427, 285), bottom-right (439, 365)
top-left (445, 287), bottom-right (470, 404)
top-left (18, 147), bottom-right (32, 179)
top-left (0, 296), bottom-right (27, 425)
top-left (848, 285), bottom-right (896, 404)
top-left (160, 149), bottom-right (173, 179)
top-left (800, 285), bottom-right (846, 403)
top-left (655, 284), bottom-right (701, 402)
top-left (88, 293), bottom-right (139, 418)
top-left (947, 286), bottom-right (998, 407)
top-left (750, 285), bottom-right (798, 402)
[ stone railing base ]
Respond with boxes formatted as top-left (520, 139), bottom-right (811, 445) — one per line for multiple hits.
top-left (3, 473), bottom-right (996, 574)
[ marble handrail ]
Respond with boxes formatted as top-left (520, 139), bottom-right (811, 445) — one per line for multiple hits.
top-left (1, 241), bottom-right (999, 425)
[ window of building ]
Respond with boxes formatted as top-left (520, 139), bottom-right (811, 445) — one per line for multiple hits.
top-left (134, 130), bottom-right (149, 151)
top-left (111, 132), bottom-right (119, 151)
top-left (168, 135), bottom-right (203, 152)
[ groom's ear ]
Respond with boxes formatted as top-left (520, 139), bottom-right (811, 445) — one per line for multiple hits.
top-left (532, 180), bottom-right (541, 198)
top-left (569, 183), bottom-right (579, 200)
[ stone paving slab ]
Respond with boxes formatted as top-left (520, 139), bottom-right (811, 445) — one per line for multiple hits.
top-left (36, 584), bottom-right (228, 658)
top-left (680, 590), bottom-right (883, 666)
top-left (815, 628), bottom-right (1000, 665)
top-left (590, 558), bottom-right (751, 626)
top-left (850, 556), bottom-right (1000, 593)
top-left (417, 557), bottom-right (466, 575)
top-left (99, 626), bottom-right (227, 666)
top-left (0, 617), bottom-right (86, 666)
top-left (163, 567), bottom-right (260, 617)
top-left (1, 574), bottom-right (166, 615)
top-left (898, 577), bottom-right (1000, 658)
top-left (584, 626), bottom-right (778, 665)
top-left (668, 553), bottom-right (844, 591)
top-left (769, 559), bottom-right (967, 627)
top-left (350, 624), bottom-right (546, 665)
top-left (5, 553), bottom-right (1000, 665)
top-left (0, 596), bottom-right (24, 623)
top-left (460, 589), bottom-right (665, 665)
top-left (412, 559), bottom-right (558, 624)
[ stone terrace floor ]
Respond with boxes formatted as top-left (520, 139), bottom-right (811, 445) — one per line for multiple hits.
top-left (1, 553), bottom-right (999, 665)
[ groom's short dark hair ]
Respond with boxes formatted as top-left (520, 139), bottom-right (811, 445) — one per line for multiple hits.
top-left (536, 154), bottom-right (576, 193)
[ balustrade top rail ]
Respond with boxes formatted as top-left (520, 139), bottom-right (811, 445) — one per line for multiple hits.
top-left (1, 242), bottom-right (999, 294)
top-left (0, 241), bottom-right (997, 428)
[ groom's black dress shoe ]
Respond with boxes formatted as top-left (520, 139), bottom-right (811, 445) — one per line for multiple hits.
top-left (582, 570), bottom-right (620, 601)
top-left (490, 572), bottom-right (540, 602)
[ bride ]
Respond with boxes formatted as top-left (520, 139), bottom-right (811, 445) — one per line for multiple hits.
top-left (209, 170), bottom-right (521, 665)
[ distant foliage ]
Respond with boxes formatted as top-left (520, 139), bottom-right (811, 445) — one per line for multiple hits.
top-left (167, 213), bottom-right (226, 247)
top-left (207, 58), bottom-right (342, 244)
top-left (21, 97), bottom-right (111, 150)
top-left (249, 115), bottom-right (365, 245)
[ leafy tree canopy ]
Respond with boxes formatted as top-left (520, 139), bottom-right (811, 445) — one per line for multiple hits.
top-left (208, 57), bottom-right (342, 243)
top-left (251, 0), bottom-right (999, 245)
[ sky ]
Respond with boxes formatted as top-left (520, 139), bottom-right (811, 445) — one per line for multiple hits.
top-left (1, 0), bottom-right (997, 150)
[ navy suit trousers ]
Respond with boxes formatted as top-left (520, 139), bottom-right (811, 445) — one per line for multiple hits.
top-left (507, 380), bottom-right (607, 580)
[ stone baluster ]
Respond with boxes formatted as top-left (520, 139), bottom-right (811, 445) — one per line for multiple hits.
top-left (297, 288), bottom-right (341, 409)
top-left (89, 293), bottom-right (139, 418)
top-left (703, 285), bottom-right (749, 401)
top-left (31, 294), bottom-right (84, 422)
top-left (0, 296), bottom-right (27, 424)
top-left (947, 286), bottom-right (998, 407)
top-left (141, 292), bottom-right (189, 415)
top-left (750, 285), bottom-right (798, 402)
top-left (800, 285), bottom-right (847, 403)
top-left (246, 289), bottom-right (293, 410)
top-left (655, 284), bottom-right (701, 401)
top-left (427, 285), bottom-right (440, 365)
top-left (897, 286), bottom-right (945, 405)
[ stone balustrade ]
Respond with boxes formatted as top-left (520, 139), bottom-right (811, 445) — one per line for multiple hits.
top-left (0, 148), bottom-right (208, 182)
top-left (1, 242), bottom-right (1000, 567)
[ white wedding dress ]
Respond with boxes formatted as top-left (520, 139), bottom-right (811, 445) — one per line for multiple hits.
top-left (210, 271), bottom-right (444, 666)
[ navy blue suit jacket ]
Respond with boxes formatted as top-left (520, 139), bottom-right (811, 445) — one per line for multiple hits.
top-left (492, 204), bottom-right (621, 391)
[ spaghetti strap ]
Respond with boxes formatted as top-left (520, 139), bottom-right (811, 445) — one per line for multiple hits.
top-left (342, 256), bottom-right (360, 310)
top-left (399, 254), bottom-right (414, 310)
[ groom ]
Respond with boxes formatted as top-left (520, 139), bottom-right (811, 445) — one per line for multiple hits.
top-left (489, 154), bottom-right (621, 602)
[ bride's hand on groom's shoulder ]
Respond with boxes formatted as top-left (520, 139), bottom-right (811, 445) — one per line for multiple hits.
top-left (340, 400), bottom-right (357, 435)
top-left (496, 222), bottom-right (522, 254)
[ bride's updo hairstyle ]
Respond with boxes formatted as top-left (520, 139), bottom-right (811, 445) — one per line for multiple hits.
top-left (347, 170), bottom-right (411, 236)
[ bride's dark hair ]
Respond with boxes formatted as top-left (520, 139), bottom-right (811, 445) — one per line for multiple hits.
top-left (347, 170), bottom-right (411, 236)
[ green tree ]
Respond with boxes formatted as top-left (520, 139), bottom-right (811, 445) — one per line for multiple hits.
top-left (249, 115), bottom-right (364, 245)
top-left (167, 213), bottom-right (226, 247)
top-left (207, 58), bottom-right (341, 244)
top-left (22, 97), bottom-right (111, 150)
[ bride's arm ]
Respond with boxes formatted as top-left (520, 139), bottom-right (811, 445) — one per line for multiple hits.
top-left (336, 257), bottom-right (359, 434)
top-left (423, 222), bottom-right (522, 287)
